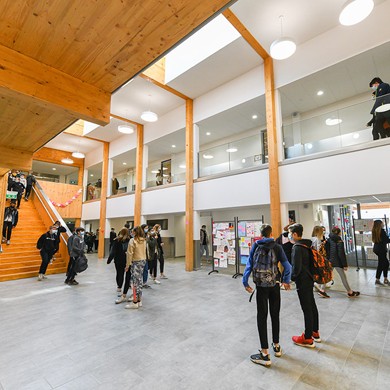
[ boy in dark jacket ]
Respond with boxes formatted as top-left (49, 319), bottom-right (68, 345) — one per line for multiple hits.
top-left (67, 227), bottom-right (86, 285)
top-left (11, 177), bottom-right (25, 209)
top-left (24, 172), bottom-right (36, 201)
top-left (243, 224), bottom-right (292, 366)
top-left (37, 225), bottom-right (58, 281)
top-left (289, 223), bottom-right (320, 348)
top-left (2, 201), bottom-right (18, 245)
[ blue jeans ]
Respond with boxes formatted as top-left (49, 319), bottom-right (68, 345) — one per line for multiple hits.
top-left (143, 260), bottom-right (149, 283)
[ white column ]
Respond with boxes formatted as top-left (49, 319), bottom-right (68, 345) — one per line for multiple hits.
top-left (107, 158), bottom-right (114, 197)
top-left (193, 124), bottom-right (199, 180)
top-left (142, 144), bottom-right (149, 190)
top-left (193, 210), bottom-right (201, 240)
top-left (280, 203), bottom-right (290, 231)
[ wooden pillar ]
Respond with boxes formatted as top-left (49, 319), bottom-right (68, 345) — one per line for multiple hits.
top-left (0, 174), bottom-right (8, 245)
top-left (98, 142), bottom-right (109, 259)
top-left (264, 56), bottom-right (282, 234)
top-left (185, 99), bottom-right (194, 272)
top-left (78, 159), bottom-right (84, 188)
top-left (134, 124), bottom-right (144, 226)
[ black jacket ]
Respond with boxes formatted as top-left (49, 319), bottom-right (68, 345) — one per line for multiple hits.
top-left (54, 226), bottom-right (67, 252)
top-left (373, 229), bottom-right (390, 255)
top-left (146, 236), bottom-right (158, 260)
top-left (156, 233), bottom-right (164, 254)
top-left (11, 181), bottom-right (25, 195)
top-left (37, 232), bottom-right (57, 255)
top-left (3, 206), bottom-right (18, 226)
top-left (328, 233), bottom-right (347, 268)
top-left (110, 231), bottom-right (117, 244)
top-left (107, 238), bottom-right (129, 264)
top-left (26, 174), bottom-right (36, 186)
top-left (291, 239), bottom-right (314, 289)
top-left (371, 82), bottom-right (390, 114)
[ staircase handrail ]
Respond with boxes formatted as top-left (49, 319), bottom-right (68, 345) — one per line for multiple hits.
top-left (32, 181), bottom-right (72, 243)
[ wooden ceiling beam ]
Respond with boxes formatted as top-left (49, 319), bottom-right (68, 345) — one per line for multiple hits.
top-left (33, 147), bottom-right (83, 168)
top-left (0, 146), bottom-right (33, 171)
top-left (0, 44), bottom-right (110, 126)
top-left (139, 74), bottom-right (190, 100)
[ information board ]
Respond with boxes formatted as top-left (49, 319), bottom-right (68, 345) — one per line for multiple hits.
top-left (212, 222), bottom-right (236, 269)
top-left (238, 220), bottom-right (263, 265)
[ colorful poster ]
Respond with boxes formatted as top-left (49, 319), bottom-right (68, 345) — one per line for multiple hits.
top-left (246, 222), bottom-right (255, 237)
top-left (240, 237), bottom-right (251, 247)
top-left (241, 247), bottom-right (250, 256)
top-left (240, 255), bottom-right (249, 265)
top-left (219, 258), bottom-right (228, 268)
top-left (214, 259), bottom-right (219, 267)
top-left (238, 222), bottom-right (246, 237)
top-left (355, 234), bottom-right (363, 246)
top-left (254, 222), bottom-right (262, 237)
top-left (363, 233), bottom-right (373, 246)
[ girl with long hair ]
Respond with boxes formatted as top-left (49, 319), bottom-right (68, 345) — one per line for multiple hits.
top-left (311, 225), bottom-right (330, 298)
top-left (125, 226), bottom-right (147, 309)
top-left (372, 219), bottom-right (390, 285)
top-left (154, 224), bottom-right (168, 279)
top-left (107, 228), bottom-right (131, 303)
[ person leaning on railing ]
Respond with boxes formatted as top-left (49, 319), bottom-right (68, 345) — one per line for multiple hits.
top-left (368, 77), bottom-right (390, 140)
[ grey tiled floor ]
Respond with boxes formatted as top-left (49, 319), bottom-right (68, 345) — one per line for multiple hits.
top-left (0, 255), bottom-right (389, 390)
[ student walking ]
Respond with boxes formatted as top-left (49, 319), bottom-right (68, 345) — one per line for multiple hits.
top-left (155, 224), bottom-right (168, 279)
top-left (328, 227), bottom-right (360, 297)
top-left (289, 223), bottom-right (321, 348)
top-left (36, 225), bottom-right (58, 281)
top-left (311, 226), bottom-right (330, 298)
top-left (2, 201), bottom-right (18, 245)
top-left (200, 225), bottom-right (210, 260)
top-left (66, 227), bottom-right (85, 285)
top-left (24, 171), bottom-right (36, 201)
top-left (372, 220), bottom-right (390, 285)
top-left (109, 228), bottom-right (117, 250)
top-left (125, 226), bottom-right (147, 309)
top-left (107, 228), bottom-right (131, 303)
top-left (147, 229), bottom-right (160, 284)
top-left (243, 224), bottom-right (292, 366)
top-left (11, 176), bottom-right (25, 209)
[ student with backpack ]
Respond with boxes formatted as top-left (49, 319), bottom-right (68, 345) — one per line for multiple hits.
top-left (243, 224), bottom-right (292, 367)
top-left (36, 225), bottom-right (58, 281)
top-left (289, 223), bottom-right (321, 348)
top-left (311, 226), bottom-right (330, 298)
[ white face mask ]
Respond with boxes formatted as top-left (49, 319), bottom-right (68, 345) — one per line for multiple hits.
top-left (288, 233), bottom-right (294, 242)
top-left (371, 85), bottom-right (378, 91)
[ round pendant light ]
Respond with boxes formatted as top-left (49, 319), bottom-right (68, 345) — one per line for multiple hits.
top-left (61, 158), bottom-right (74, 164)
top-left (118, 125), bottom-right (134, 134)
top-left (72, 151), bottom-right (85, 159)
top-left (141, 111), bottom-right (158, 122)
top-left (270, 16), bottom-right (296, 60)
top-left (339, 0), bottom-right (374, 26)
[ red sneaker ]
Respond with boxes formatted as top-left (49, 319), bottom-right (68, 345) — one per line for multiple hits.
top-left (312, 331), bottom-right (321, 343)
top-left (292, 333), bottom-right (315, 348)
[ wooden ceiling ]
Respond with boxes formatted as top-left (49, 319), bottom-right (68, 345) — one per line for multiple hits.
top-left (0, 0), bottom-right (235, 171)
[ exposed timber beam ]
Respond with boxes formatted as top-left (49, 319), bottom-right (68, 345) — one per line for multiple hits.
top-left (0, 146), bottom-right (33, 171)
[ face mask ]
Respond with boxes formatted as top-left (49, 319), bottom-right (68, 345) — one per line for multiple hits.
top-left (80, 232), bottom-right (85, 237)
top-left (144, 228), bottom-right (148, 233)
top-left (158, 228), bottom-right (161, 233)
top-left (288, 233), bottom-right (293, 242)
top-left (50, 230), bottom-right (57, 235)
top-left (371, 85), bottom-right (378, 91)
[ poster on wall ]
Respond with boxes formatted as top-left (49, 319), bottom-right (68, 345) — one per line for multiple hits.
top-left (212, 222), bottom-right (236, 268)
top-left (354, 219), bottom-right (374, 232)
top-left (238, 220), bottom-right (263, 265)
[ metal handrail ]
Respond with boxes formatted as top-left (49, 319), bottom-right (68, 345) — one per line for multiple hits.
top-left (32, 182), bottom-right (72, 243)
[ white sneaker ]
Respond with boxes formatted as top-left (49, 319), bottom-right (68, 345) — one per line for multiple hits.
top-left (160, 274), bottom-right (168, 279)
top-left (115, 296), bottom-right (126, 304)
top-left (153, 279), bottom-right (161, 284)
top-left (125, 302), bottom-right (139, 309)
top-left (138, 301), bottom-right (143, 307)
top-left (38, 274), bottom-right (43, 281)
top-left (42, 275), bottom-right (47, 279)
top-left (1, 237), bottom-right (6, 243)
top-left (116, 288), bottom-right (122, 297)
top-left (6, 240), bottom-right (10, 245)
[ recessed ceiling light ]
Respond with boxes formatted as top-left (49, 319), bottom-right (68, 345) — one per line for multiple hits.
top-left (307, 143), bottom-right (313, 150)
top-left (90, 174), bottom-right (94, 177)
top-left (226, 148), bottom-right (238, 153)
top-left (241, 159), bottom-right (246, 163)
top-left (317, 90), bottom-right (324, 96)
top-left (151, 170), bottom-right (160, 174)
top-left (162, 167), bottom-right (168, 170)
top-left (118, 125), bottom-right (134, 134)
top-left (179, 164), bottom-right (186, 169)
top-left (325, 118), bottom-right (342, 126)
top-left (72, 151), bottom-right (85, 159)
top-left (353, 133), bottom-right (360, 139)
top-left (141, 111), bottom-right (158, 122)
top-left (252, 115), bottom-right (258, 119)
top-left (52, 168), bottom-right (57, 171)
top-left (203, 154), bottom-right (214, 159)
top-left (171, 144), bottom-right (176, 148)
top-left (206, 132), bottom-right (211, 136)
top-left (61, 158), bottom-right (74, 164)
top-left (123, 162), bottom-right (127, 165)
top-left (339, 0), bottom-right (374, 26)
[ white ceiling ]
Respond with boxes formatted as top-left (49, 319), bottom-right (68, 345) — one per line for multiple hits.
top-left (32, 161), bottom-right (78, 177)
top-left (112, 149), bottom-right (137, 174)
top-left (45, 132), bottom-right (101, 154)
top-left (147, 129), bottom-right (186, 162)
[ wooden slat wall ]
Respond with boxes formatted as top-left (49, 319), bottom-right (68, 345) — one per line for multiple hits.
top-left (38, 181), bottom-right (82, 220)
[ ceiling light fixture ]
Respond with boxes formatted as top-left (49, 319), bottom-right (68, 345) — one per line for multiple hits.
top-left (325, 118), bottom-right (343, 126)
top-left (151, 170), bottom-right (160, 174)
top-left (179, 164), bottom-right (186, 169)
top-left (171, 144), bottom-right (176, 148)
top-left (123, 162), bottom-right (127, 165)
top-left (339, 0), bottom-right (374, 26)
top-left (203, 154), bottom-right (214, 159)
top-left (241, 159), bottom-right (246, 163)
top-left (61, 158), bottom-right (74, 164)
top-left (141, 94), bottom-right (158, 122)
top-left (307, 143), bottom-right (313, 150)
top-left (52, 168), bottom-right (57, 171)
top-left (270, 16), bottom-right (296, 60)
top-left (317, 90), bottom-right (324, 96)
top-left (352, 133), bottom-right (360, 139)
top-left (72, 151), bottom-right (85, 159)
top-left (206, 132), bottom-right (211, 136)
top-left (90, 174), bottom-right (94, 177)
top-left (226, 148), bottom-right (238, 153)
top-left (252, 115), bottom-right (258, 119)
top-left (118, 125), bottom-right (134, 134)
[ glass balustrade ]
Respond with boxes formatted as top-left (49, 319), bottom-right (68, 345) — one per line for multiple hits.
top-left (283, 96), bottom-right (390, 159)
top-left (199, 133), bottom-right (264, 177)
top-left (146, 155), bottom-right (186, 188)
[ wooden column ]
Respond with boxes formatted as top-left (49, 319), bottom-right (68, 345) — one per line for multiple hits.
top-left (264, 56), bottom-right (282, 235)
top-left (185, 99), bottom-right (194, 272)
top-left (98, 142), bottom-right (109, 259)
top-left (0, 174), bottom-right (8, 244)
top-left (134, 124), bottom-right (144, 226)
top-left (78, 159), bottom-right (84, 188)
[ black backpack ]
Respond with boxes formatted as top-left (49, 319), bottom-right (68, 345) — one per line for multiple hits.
top-left (252, 244), bottom-right (279, 287)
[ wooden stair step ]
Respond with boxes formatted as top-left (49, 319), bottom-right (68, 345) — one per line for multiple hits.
top-left (0, 267), bottom-right (68, 282)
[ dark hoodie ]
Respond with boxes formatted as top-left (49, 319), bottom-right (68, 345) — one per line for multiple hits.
top-left (373, 229), bottom-right (390, 255)
top-left (242, 237), bottom-right (291, 287)
top-left (291, 239), bottom-right (314, 289)
top-left (328, 233), bottom-right (347, 268)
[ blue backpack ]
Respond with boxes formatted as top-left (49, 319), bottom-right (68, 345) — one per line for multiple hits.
top-left (252, 244), bottom-right (279, 287)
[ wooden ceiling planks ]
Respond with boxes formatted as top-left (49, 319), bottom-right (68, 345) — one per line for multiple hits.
top-left (0, 0), bottom-right (236, 171)
top-left (0, 0), bottom-right (236, 91)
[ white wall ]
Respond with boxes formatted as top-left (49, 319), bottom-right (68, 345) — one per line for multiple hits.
top-left (174, 215), bottom-right (186, 257)
top-left (142, 185), bottom-right (186, 215)
top-left (108, 217), bottom-right (134, 233)
top-left (106, 194), bottom-right (135, 218)
top-left (109, 133), bottom-right (137, 159)
top-left (82, 201), bottom-right (101, 221)
top-left (85, 145), bottom-right (103, 168)
top-left (211, 206), bottom-right (270, 223)
top-left (280, 142), bottom-right (390, 203)
top-left (194, 169), bottom-right (270, 211)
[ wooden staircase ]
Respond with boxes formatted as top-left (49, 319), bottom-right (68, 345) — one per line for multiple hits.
top-left (0, 200), bottom-right (68, 282)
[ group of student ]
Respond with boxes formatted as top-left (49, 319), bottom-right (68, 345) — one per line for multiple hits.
top-left (242, 222), bottom-right (362, 367)
top-left (107, 223), bottom-right (167, 309)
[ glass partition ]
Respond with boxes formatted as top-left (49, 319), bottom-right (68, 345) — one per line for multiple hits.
top-left (86, 162), bottom-right (102, 200)
top-left (282, 98), bottom-right (385, 159)
top-left (199, 133), bottom-right (264, 177)
top-left (111, 149), bottom-right (137, 195)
